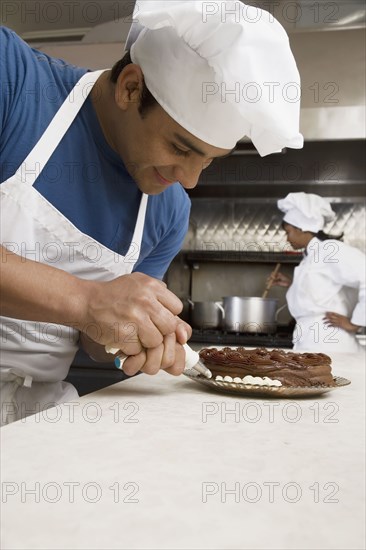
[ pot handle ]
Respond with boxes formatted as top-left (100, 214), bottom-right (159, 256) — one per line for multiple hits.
top-left (275, 303), bottom-right (288, 322)
top-left (215, 301), bottom-right (225, 320)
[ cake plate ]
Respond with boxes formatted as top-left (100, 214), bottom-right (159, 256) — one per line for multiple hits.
top-left (183, 371), bottom-right (351, 398)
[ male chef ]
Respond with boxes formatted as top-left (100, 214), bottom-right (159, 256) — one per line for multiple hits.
top-left (0, 1), bottom-right (303, 423)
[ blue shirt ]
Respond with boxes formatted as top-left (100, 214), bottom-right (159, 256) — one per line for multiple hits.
top-left (0, 27), bottom-right (190, 279)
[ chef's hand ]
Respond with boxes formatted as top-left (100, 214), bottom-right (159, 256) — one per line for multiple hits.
top-left (80, 321), bottom-right (191, 377)
top-left (119, 332), bottom-right (188, 377)
top-left (323, 312), bottom-right (361, 333)
top-left (81, 272), bottom-right (190, 355)
top-left (267, 272), bottom-right (292, 288)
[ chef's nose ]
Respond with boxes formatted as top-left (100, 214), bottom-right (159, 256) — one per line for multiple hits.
top-left (180, 175), bottom-right (201, 190)
top-left (174, 161), bottom-right (204, 190)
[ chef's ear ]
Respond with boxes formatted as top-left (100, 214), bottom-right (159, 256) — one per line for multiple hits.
top-left (115, 64), bottom-right (144, 110)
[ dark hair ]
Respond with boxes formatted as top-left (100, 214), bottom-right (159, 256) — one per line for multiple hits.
top-left (110, 50), bottom-right (158, 117)
top-left (282, 221), bottom-right (343, 241)
top-left (316, 230), bottom-right (343, 241)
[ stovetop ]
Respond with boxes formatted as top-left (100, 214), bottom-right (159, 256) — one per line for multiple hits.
top-left (189, 327), bottom-right (293, 348)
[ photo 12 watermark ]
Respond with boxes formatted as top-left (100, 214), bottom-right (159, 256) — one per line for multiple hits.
top-left (201, 158), bottom-right (340, 184)
top-left (200, 1), bottom-right (341, 27)
top-left (201, 400), bottom-right (340, 423)
top-left (1, 480), bottom-right (140, 504)
top-left (1, 1), bottom-right (136, 26)
top-left (201, 480), bottom-right (340, 504)
top-left (1, 399), bottom-right (141, 426)
top-left (1, 318), bottom-right (139, 345)
top-left (1, 239), bottom-right (141, 265)
top-left (196, 240), bottom-right (341, 260)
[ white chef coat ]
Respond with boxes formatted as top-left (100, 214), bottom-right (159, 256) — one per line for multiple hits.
top-left (286, 237), bottom-right (366, 353)
top-left (0, 70), bottom-right (148, 426)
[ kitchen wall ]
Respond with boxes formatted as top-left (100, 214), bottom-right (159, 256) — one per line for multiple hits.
top-left (185, 196), bottom-right (365, 252)
top-left (291, 28), bottom-right (365, 139)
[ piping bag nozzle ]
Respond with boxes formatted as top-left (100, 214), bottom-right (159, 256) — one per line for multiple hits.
top-left (183, 344), bottom-right (212, 378)
top-left (105, 343), bottom-right (212, 378)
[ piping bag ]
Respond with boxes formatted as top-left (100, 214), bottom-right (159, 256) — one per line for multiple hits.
top-left (105, 343), bottom-right (212, 378)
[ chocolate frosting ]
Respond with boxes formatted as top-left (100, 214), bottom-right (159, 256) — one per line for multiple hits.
top-left (199, 347), bottom-right (335, 387)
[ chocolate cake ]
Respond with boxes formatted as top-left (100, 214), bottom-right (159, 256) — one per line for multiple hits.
top-left (199, 347), bottom-right (335, 387)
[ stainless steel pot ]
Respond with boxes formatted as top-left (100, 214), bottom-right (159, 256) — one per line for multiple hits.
top-left (222, 296), bottom-right (286, 334)
top-left (188, 300), bottom-right (225, 330)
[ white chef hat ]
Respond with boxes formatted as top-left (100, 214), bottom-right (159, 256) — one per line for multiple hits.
top-left (125, 0), bottom-right (303, 156)
top-left (277, 192), bottom-right (336, 233)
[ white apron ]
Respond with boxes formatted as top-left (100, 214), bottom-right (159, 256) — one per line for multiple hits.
top-left (287, 255), bottom-right (362, 354)
top-left (291, 314), bottom-right (361, 353)
top-left (0, 70), bottom-right (148, 425)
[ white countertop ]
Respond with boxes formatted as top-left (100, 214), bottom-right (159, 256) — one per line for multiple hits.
top-left (1, 351), bottom-right (365, 550)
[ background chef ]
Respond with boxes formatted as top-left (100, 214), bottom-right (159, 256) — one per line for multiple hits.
top-left (0, 1), bottom-right (303, 423)
top-left (270, 192), bottom-right (365, 353)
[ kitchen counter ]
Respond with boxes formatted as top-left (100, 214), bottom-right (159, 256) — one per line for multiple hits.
top-left (1, 351), bottom-right (365, 550)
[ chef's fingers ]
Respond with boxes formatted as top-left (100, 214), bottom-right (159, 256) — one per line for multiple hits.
top-left (324, 312), bottom-right (337, 322)
top-left (134, 309), bottom-right (179, 350)
top-left (159, 333), bottom-right (186, 374)
top-left (114, 309), bottom-right (184, 352)
top-left (134, 284), bottom-right (184, 345)
top-left (112, 301), bottom-right (183, 351)
top-left (119, 336), bottom-right (186, 377)
top-left (154, 282), bottom-right (184, 316)
top-left (323, 313), bottom-right (340, 328)
top-left (273, 273), bottom-right (292, 287)
top-left (104, 322), bottom-right (143, 356)
top-left (142, 305), bottom-right (190, 349)
top-left (324, 312), bottom-right (352, 331)
top-left (121, 350), bottom-right (147, 376)
top-left (138, 335), bottom-right (183, 375)
top-left (267, 272), bottom-right (282, 283)
top-left (140, 344), bottom-right (165, 376)
top-left (164, 341), bottom-right (186, 376)
top-left (160, 333), bottom-right (176, 368)
top-left (110, 317), bottom-right (190, 358)
top-left (175, 319), bottom-right (192, 345)
top-left (108, 319), bottom-right (191, 359)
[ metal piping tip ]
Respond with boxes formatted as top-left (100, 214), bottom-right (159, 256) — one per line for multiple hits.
top-left (192, 361), bottom-right (212, 379)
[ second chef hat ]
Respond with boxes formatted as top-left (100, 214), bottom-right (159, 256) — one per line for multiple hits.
top-left (124, 0), bottom-right (303, 156)
top-left (278, 192), bottom-right (336, 233)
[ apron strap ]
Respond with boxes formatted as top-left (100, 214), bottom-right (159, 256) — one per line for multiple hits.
top-left (126, 193), bottom-right (149, 262)
top-left (15, 70), bottom-right (106, 187)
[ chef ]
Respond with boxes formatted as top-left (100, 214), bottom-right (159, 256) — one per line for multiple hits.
top-left (271, 192), bottom-right (365, 353)
top-left (0, 1), bottom-right (303, 424)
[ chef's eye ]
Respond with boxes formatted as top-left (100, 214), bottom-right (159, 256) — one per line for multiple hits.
top-left (172, 145), bottom-right (190, 157)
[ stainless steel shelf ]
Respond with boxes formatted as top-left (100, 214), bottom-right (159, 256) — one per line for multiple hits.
top-left (180, 251), bottom-right (302, 264)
